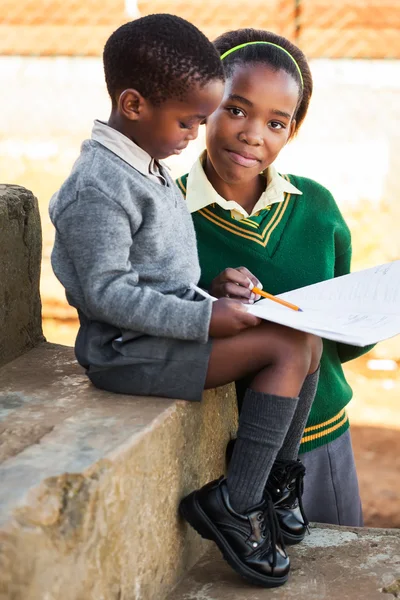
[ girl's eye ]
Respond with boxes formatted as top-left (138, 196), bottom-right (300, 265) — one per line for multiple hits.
top-left (179, 122), bottom-right (193, 130)
top-left (270, 121), bottom-right (285, 130)
top-left (228, 107), bottom-right (245, 117)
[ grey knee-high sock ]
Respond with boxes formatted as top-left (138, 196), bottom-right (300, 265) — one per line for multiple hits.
top-left (227, 388), bottom-right (298, 513)
top-left (277, 367), bottom-right (320, 462)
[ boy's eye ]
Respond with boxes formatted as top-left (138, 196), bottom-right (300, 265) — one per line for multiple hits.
top-left (179, 122), bottom-right (193, 130)
top-left (270, 121), bottom-right (285, 130)
top-left (228, 107), bottom-right (245, 117)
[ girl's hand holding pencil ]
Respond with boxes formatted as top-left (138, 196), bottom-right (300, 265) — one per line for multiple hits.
top-left (209, 267), bottom-right (301, 312)
top-left (209, 267), bottom-right (263, 303)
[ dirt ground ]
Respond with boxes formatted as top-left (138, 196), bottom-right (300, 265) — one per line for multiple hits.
top-left (351, 425), bottom-right (400, 528)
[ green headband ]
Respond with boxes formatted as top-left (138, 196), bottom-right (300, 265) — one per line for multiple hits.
top-left (220, 41), bottom-right (304, 87)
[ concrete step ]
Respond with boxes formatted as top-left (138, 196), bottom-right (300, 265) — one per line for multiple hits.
top-left (168, 524), bottom-right (400, 600)
top-left (0, 342), bottom-right (237, 600)
top-left (0, 185), bottom-right (43, 368)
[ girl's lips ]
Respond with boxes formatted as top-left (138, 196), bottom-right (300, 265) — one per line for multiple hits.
top-left (226, 150), bottom-right (259, 168)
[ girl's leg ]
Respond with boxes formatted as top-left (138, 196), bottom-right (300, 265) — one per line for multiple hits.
top-left (205, 322), bottom-right (322, 512)
top-left (277, 366), bottom-right (320, 462)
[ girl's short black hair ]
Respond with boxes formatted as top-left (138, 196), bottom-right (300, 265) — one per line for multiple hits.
top-left (103, 14), bottom-right (225, 106)
top-left (214, 29), bottom-right (313, 134)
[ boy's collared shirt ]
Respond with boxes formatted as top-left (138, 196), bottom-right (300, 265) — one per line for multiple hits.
top-left (91, 120), bottom-right (166, 186)
top-left (185, 151), bottom-right (302, 220)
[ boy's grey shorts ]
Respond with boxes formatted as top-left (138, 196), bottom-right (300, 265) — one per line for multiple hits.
top-left (87, 335), bottom-right (213, 402)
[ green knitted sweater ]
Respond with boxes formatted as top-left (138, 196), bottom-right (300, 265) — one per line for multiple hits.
top-left (177, 172), bottom-right (373, 453)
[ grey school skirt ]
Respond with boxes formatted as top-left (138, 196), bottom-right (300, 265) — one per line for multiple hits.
top-left (301, 429), bottom-right (363, 527)
top-left (86, 333), bottom-right (213, 402)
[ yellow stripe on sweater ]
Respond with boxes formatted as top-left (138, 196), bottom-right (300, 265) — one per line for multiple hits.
top-left (303, 408), bottom-right (346, 433)
top-left (301, 412), bottom-right (349, 444)
top-left (177, 177), bottom-right (187, 195)
top-left (178, 174), bottom-right (291, 247)
top-left (263, 194), bottom-right (291, 245)
top-left (198, 209), bottom-right (272, 246)
top-left (203, 199), bottom-right (286, 240)
top-left (199, 196), bottom-right (290, 246)
top-left (240, 218), bottom-right (259, 229)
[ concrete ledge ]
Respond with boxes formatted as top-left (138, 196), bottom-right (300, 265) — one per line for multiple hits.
top-left (168, 524), bottom-right (400, 600)
top-left (0, 343), bottom-right (238, 600)
top-left (0, 184), bottom-right (44, 367)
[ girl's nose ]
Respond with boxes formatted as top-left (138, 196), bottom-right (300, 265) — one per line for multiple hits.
top-left (238, 129), bottom-right (263, 146)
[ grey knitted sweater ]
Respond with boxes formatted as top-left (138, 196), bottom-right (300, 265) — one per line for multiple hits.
top-left (49, 140), bottom-right (212, 360)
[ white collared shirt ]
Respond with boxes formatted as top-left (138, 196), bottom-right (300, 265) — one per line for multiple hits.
top-left (91, 120), bottom-right (166, 186)
top-left (185, 151), bottom-right (302, 220)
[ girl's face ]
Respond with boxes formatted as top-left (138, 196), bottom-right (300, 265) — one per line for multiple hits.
top-left (205, 64), bottom-right (300, 186)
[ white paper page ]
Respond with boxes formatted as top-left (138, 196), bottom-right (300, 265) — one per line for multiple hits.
top-left (278, 261), bottom-right (400, 315)
top-left (247, 260), bottom-right (400, 345)
top-left (249, 300), bottom-right (400, 346)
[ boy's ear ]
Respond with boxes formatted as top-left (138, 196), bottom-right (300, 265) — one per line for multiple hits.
top-left (118, 89), bottom-right (147, 121)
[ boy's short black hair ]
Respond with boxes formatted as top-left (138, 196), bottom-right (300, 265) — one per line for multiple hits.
top-left (214, 29), bottom-right (313, 134)
top-left (103, 14), bottom-right (224, 106)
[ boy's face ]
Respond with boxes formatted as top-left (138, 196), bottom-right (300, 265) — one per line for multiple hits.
top-left (205, 64), bottom-right (299, 186)
top-left (126, 80), bottom-right (224, 160)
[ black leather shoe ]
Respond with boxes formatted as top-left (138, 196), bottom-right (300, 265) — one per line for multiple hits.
top-left (266, 459), bottom-right (309, 545)
top-left (179, 477), bottom-right (290, 588)
top-left (226, 439), bottom-right (309, 546)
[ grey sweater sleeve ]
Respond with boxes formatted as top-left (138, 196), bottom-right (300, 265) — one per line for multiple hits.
top-left (55, 186), bottom-right (212, 343)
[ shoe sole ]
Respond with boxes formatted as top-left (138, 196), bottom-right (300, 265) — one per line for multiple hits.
top-left (281, 530), bottom-right (305, 545)
top-left (180, 490), bottom-right (289, 588)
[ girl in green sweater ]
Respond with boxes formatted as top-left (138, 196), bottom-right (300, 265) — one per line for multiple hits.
top-left (177, 28), bottom-right (373, 526)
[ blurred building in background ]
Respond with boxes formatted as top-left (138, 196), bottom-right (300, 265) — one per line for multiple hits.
top-left (0, 0), bottom-right (399, 57)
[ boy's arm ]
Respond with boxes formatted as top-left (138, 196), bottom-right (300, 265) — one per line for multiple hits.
top-left (55, 186), bottom-right (212, 343)
top-left (335, 245), bottom-right (375, 363)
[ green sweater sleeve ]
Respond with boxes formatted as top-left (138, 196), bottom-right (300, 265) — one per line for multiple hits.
top-left (335, 245), bottom-right (375, 363)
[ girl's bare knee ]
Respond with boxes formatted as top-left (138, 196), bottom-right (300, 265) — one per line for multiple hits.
top-left (273, 330), bottom-right (311, 371)
top-left (257, 323), bottom-right (321, 374)
top-left (276, 332), bottom-right (321, 377)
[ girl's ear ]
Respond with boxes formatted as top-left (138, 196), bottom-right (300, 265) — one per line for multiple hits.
top-left (118, 89), bottom-right (147, 121)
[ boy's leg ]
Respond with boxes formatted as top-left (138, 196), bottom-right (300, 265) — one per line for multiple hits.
top-left (205, 322), bottom-right (320, 396)
top-left (227, 368), bottom-right (321, 543)
top-left (227, 388), bottom-right (298, 512)
top-left (180, 323), bottom-right (322, 587)
top-left (205, 322), bottom-right (322, 512)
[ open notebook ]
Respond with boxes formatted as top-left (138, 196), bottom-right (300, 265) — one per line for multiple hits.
top-left (247, 261), bottom-right (400, 346)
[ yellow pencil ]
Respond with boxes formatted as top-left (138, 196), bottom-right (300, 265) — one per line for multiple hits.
top-left (252, 287), bottom-right (302, 312)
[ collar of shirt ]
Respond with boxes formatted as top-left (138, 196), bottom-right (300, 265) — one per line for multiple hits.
top-left (91, 120), bottom-right (167, 186)
top-left (185, 150), bottom-right (302, 220)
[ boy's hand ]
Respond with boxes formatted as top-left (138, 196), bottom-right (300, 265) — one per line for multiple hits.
top-left (209, 267), bottom-right (262, 304)
top-left (209, 298), bottom-right (261, 338)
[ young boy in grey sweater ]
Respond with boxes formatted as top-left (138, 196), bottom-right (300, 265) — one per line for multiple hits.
top-left (49, 15), bottom-right (322, 589)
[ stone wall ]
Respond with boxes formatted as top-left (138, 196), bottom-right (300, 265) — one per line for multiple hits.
top-left (0, 184), bottom-right (44, 367)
